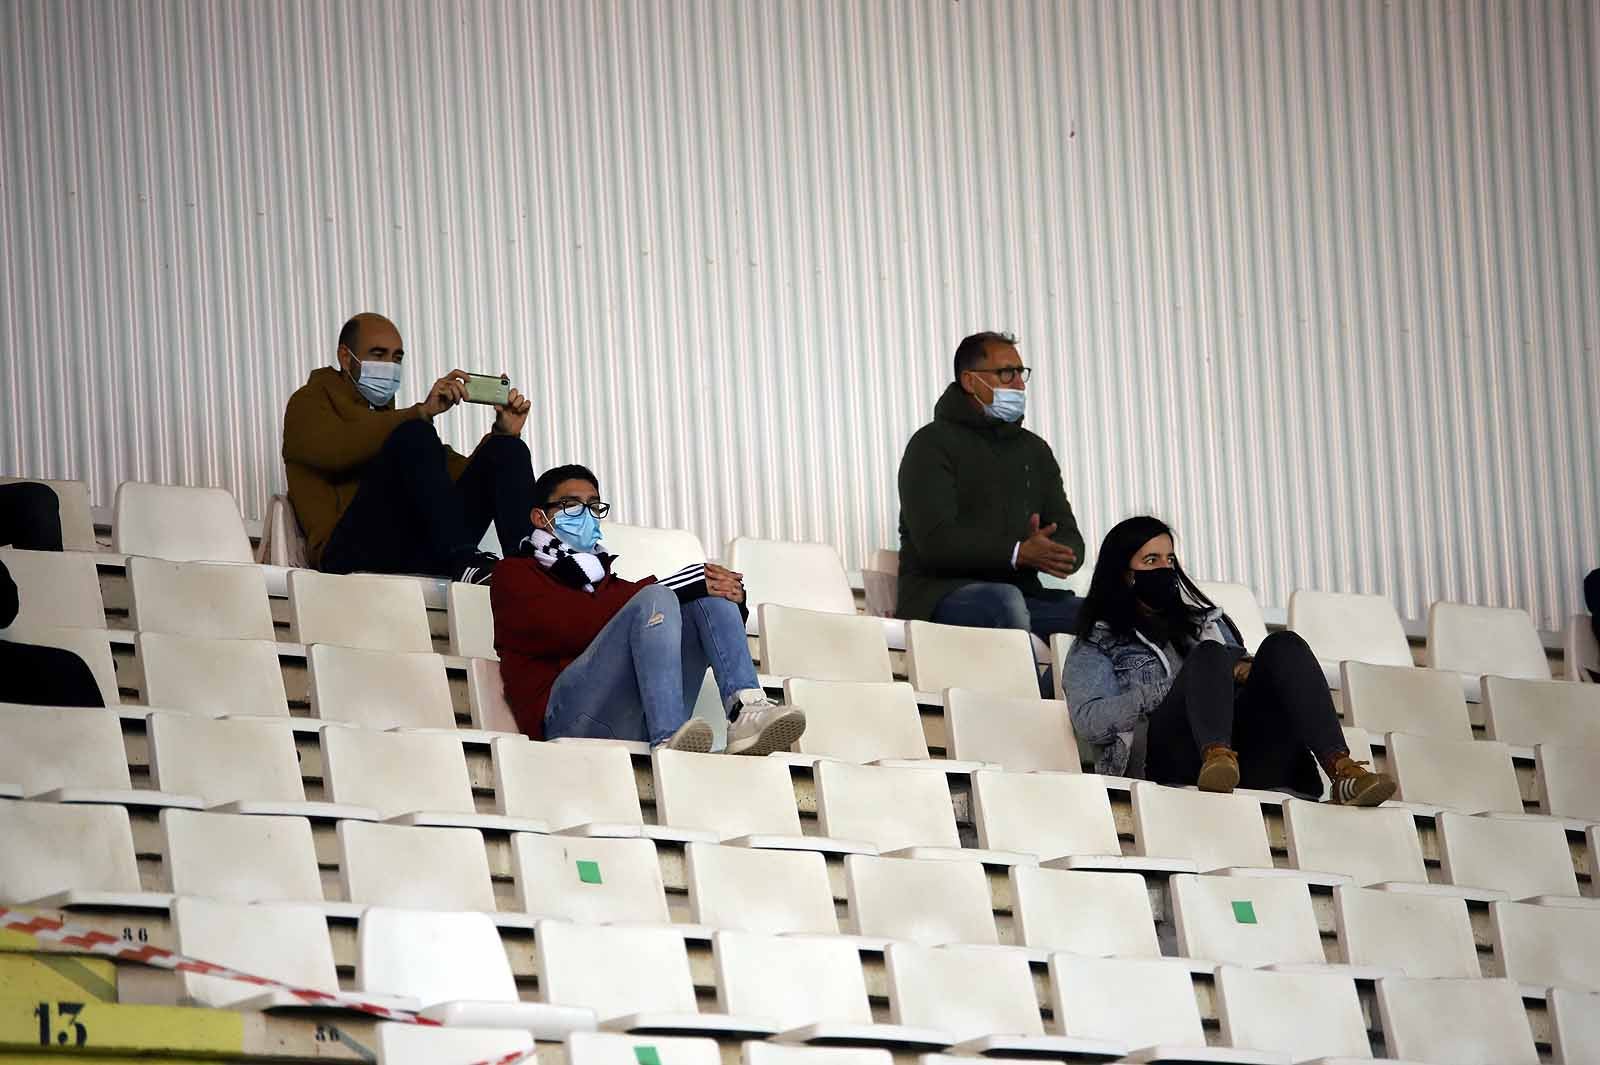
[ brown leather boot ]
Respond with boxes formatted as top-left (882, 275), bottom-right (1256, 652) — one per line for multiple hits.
top-left (1328, 756), bottom-right (1398, 806)
top-left (1197, 744), bottom-right (1240, 793)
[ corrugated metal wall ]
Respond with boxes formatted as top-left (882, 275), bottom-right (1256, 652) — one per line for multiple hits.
top-left (2, 0), bottom-right (1596, 626)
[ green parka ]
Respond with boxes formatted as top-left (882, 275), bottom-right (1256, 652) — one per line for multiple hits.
top-left (895, 382), bottom-right (1085, 621)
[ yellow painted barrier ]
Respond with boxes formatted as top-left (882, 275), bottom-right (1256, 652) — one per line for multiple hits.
top-left (0, 999), bottom-right (243, 1057)
top-left (0, 956), bottom-right (117, 1005)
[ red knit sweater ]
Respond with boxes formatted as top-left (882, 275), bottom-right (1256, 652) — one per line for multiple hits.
top-left (489, 556), bottom-right (657, 740)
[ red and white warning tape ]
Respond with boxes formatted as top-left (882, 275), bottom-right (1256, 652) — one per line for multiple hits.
top-left (0, 905), bottom-right (536, 1065)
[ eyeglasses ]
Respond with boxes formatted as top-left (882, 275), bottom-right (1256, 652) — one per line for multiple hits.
top-left (548, 499), bottom-right (611, 519)
top-left (974, 365), bottom-right (1032, 385)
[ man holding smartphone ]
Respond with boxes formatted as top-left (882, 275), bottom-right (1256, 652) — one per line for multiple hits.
top-left (281, 312), bottom-right (536, 584)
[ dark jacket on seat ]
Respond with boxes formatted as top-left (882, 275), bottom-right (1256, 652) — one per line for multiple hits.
top-left (895, 382), bottom-right (1084, 621)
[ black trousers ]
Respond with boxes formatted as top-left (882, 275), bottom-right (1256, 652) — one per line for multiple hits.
top-left (0, 484), bottom-right (104, 706)
top-left (1144, 630), bottom-right (1343, 795)
top-left (1586, 569), bottom-right (1600, 667)
top-left (0, 481), bottom-right (64, 551)
top-left (321, 420), bottom-right (537, 577)
top-left (0, 639), bottom-right (105, 707)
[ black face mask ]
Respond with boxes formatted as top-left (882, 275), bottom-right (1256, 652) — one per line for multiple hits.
top-left (1132, 567), bottom-right (1182, 610)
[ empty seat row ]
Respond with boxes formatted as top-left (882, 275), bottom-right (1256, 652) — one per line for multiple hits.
top-left (4, 707), bottom-right (1595, 892)
top-left (167, 895), bottom-right (1581, 1064)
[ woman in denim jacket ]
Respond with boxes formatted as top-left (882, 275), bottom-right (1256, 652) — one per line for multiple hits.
top-left (1062, 516), bottom-right (1395, 805)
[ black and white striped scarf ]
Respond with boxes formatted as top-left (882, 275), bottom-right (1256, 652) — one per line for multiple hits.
top-left (518, 528), bottom-right (611, 593)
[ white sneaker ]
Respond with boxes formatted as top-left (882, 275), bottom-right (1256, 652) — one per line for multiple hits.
top-left (654, 718), bottom-right (714, 753)
top-left (724, 690), bottom-right (806, 756)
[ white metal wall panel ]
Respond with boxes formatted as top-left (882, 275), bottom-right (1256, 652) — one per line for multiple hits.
top-left (1, 0), bottom-right (1595, 627)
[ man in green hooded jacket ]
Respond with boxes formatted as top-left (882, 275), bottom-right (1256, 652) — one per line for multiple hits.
top-left (896, 331), bottom-right (1086, 652)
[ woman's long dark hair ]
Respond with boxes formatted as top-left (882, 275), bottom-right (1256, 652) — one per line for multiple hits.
top-left (1074, 515), bottom-right (1217, 639)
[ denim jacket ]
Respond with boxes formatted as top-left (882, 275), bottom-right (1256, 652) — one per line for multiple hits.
top-left (1062, 609), bottom-right (1241, 777)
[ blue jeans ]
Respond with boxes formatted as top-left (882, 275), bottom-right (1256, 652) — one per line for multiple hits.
top-left (931, 582), bottom-right (1081, 697)
top-left (544, 585), bottom-right (761, 745)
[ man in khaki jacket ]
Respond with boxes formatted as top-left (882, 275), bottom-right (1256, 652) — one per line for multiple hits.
top-left (281, 312), bottom-right (534, 583)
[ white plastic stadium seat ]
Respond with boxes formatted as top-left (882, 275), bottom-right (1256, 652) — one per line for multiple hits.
top-left (653, 748), bottom-right (859, 853)
top-left (0, 706), bottom-right (197, 811)
top-left (970, 770), bottom-right (1129, 865)
top-left (0, 477), bottom-right (96, 550)
top-left (685, 843), bottom-right (838, 935)
top-left (138, 633), bottom-right (291, 718)
top-left (604, 522), bottom-right (708, 582)
top-left (511, 833), bottom-right (670, 925)
top-left (904, 620), bottom-right (1038, 699)
top-left (288, 569), bottom-right (433, 653)
top-left (714, 931), bottom-right (946, 1047)
top-left (746, 1045), bottom-right (889, 1065)
top-left (761, 605), bottom-right (893, 683)
top-left (171, 897), bottom-right (347, 1009)
top-left (1009, 866), bottom-right (1161, 957)
top-left (1197, 581), bottom-right (1268, 654)
top-left (1376, 976), bottom-right (1538, 1064)
top-left (448, 582), bottom-right (497, 659)
top-left (1340, 661), bottom-right (1473, 740)
top-left (1047, 955), bottom-right (1270, 1063)
top-left (357, 908), bottom-right (593, 1037)
top-left (1565, 615), bottom-right (1599, 682)
top-left (1, 625), bottom-right (119, 704)
top-left (784, 679), bottom-right (929, 763)
top-left (885, 942), bottom-right (1121, 1057)
top-left (113, 481), bottom-right (253, 563)
top-left (1281, 799), bottom-right (1431, 889)
top-left (1168, 874), bottom-right (1325, 968)
top-left (338, 820), bottom-right (498, 914)
top-left (1489, 901), bottom-right (1600, 993)
top-left (467, 658), bottom-right (520, 733)
top-left (1535, 744), bottom-right (1600, 822)
top-left (0, 547), bottom-right (104, 629)
top-left (306, 644), bottom-right (456, 730)
top-left (258, 494), bottom-right (309, 569)
top-left (0, 799), bottom-right (164, 909)
top-left (1437, 811), bottom-right (1580, 902)
top-left (945, 690), bottom-right (1077, 772)
top-left (842, 854), bottom-right (997, 946)
top-left (816, 760), bottom-right (1027, 863)
top-left (571, 1032), bottom-right (723, 1065)
top-left (1131, 782), bottom-right (1279, 874)
top-left (1427, 600), bottom-right (1551, 689)
top-left (1387, 732), bottom-right (1524, 813)
top-left (1214, 966), bottom-right (1375, 1062)
top-left (322, 727), bottom-right (546, 832)
top-left (1550, 987), bottom-right (1600, 1064)
top-left (1331, 885), bottom-right (1480, 978)
top-left (1483, 675), bottom-right (1600, 748)
top-left (728, 537), bottom-right (855, 623)
top-left (373, 1023), bottom-right (532, 1065)
top-left (1287, 588), bottom-right (1412, 687)
top-left (1049, 634), bottom-right (1073, 701)
top-left (536, 919), bottom-right (754, 1035)
top-left (160, 809), bottom-right (340, 912)
top-left (147, 712), bottom-right (372, 818)
top-left (494, 739), bottom-right (692, 840)
top-left (127, 556), bottom-right (275, 639)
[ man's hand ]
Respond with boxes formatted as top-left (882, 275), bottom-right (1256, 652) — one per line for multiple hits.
top-left (704, 563), bottom-right (746, 604)
top-left (1016, 513), bottom-right (1079, 578)
top-left (1233, 657), bottom-right (1254, 685)
top-left (419, 370), bottom-right (470, 420)
top-left (493, 387), bottom-right (532, 436)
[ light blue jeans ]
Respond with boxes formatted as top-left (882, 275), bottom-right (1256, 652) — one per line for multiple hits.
top-left (544, 585), bottom-right (762, 745)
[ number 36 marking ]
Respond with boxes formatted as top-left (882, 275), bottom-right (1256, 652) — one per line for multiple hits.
top-left (34, 1002), bottom-right (88, 1048)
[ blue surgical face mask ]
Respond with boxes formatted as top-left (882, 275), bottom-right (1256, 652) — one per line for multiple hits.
top-left (551, 507), bottom-right (602, 553)
top-left (982, 386), bottom-right (1026, 423)
top-left (351, 358), bottom-right (402, 407)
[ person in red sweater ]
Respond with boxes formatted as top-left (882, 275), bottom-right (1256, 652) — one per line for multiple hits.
top-left (491, 464), bottom-right (807, 753)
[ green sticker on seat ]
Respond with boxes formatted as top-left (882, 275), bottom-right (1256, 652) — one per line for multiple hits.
top-left (576, 860), bottom-right (603, 884)
top-left (634, 1047), bottom-right (661, 1065)
top-left (1232, 900), bottom-right (1257, 924)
